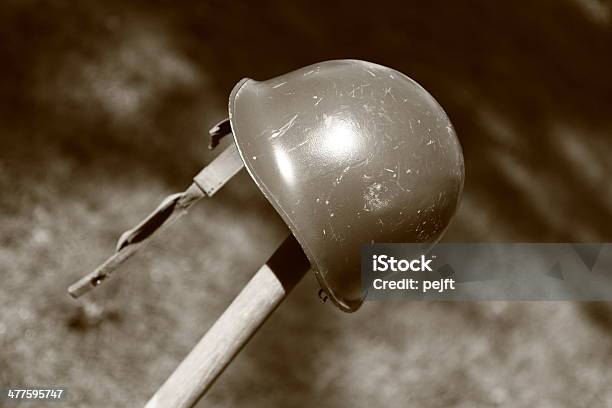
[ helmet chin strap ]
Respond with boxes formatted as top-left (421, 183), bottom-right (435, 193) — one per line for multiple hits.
top-left (67, 120), bottom-right (243, 298)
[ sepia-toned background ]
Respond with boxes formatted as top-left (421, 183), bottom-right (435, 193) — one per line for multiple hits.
top-left (1, 0), bottom-right (612, 406)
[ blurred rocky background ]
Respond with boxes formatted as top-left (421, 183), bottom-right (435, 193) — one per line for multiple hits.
top-left (1, 0), bottom-right (611, 406)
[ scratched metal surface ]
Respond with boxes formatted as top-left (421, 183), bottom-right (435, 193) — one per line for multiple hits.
top-left (230, 60), bottom-right (464, 311)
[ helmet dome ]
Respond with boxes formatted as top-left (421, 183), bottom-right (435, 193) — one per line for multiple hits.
top-left (229, 60), bottom-right (464, 312)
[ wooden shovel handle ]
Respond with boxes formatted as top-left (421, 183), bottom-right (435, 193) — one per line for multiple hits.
top-left (145, 234), bottom-right (310, 408)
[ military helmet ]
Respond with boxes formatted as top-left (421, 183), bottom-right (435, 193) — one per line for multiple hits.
top-left (229, 59), bottom-right (464, 311)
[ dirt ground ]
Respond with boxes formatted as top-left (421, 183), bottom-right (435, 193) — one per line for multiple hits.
top-left (1, 0), bottom-right (612, 406)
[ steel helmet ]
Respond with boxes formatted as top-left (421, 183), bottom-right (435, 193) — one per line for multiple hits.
top-left (229, 59), bottom-right (464, 312)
